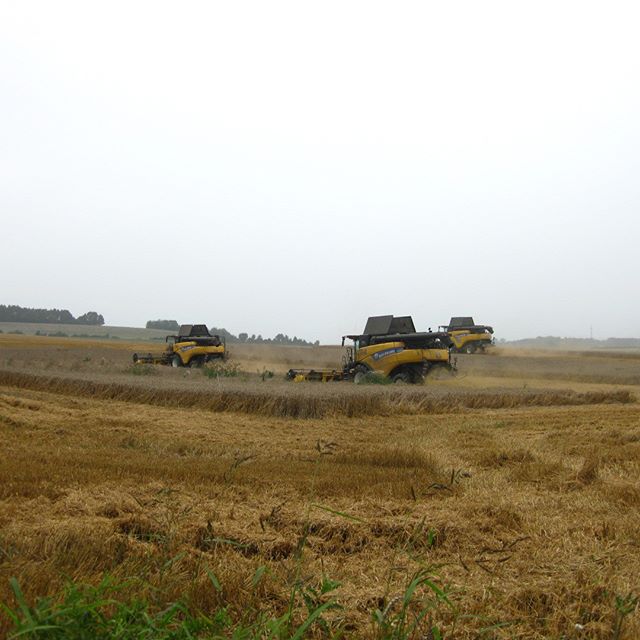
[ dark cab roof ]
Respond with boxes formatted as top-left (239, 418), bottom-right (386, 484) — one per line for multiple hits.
top-left (177, 324), bottom-right (212, 338)
top-left (446, 317), bottom-right (493, 333)
top-left (362, 315), bottom-right (416, 335)
top-left (449, 317), bottom-right (475, 328)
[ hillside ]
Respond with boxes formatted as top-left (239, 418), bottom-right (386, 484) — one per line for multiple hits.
top-left (504, 336), bottom-right (640, 351)
top-left (0, 322), bottom-right (167, 341)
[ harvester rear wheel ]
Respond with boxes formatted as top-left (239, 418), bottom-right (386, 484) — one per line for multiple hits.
top-left (189, 356), bottom-right (204, 368)
top-left (463, 343), bottom-right (476, 354)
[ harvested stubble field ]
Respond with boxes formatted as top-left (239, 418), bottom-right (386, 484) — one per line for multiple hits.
top-left (0, 334), bottom-right (639, 638)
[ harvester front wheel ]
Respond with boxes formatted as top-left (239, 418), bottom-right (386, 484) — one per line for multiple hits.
top-left (392, 371), bottom-right (411, 384)
top-left (353, 366), bottom-right (369, 384)
top-left (171, 354), bottom-right (182, 368)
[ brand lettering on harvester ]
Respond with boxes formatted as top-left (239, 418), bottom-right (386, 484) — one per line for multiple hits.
top-left (372, 347), bottom-right (403, 360)
top-left (179, 346), bottom-right (196, 352)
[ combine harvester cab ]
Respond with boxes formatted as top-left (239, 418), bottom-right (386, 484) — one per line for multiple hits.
top-left (287, 315), bottom-right (453, 384)
top-left (133, 324), bottom-right (225, 368)
top-left (440, 317), bottom-right (494, 354)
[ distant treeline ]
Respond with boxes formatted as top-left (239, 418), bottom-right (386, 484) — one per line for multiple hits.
top-left (212, 328), bottom-right (320, 347)
top-left (146, 320), bottom-right (180, 331)
top-left (146, 319), bottom-right (319, 346)
top-left (0, 305), bottom-right (104, 326)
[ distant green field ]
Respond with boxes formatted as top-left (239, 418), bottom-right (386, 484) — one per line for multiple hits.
top-left (0, 322), bottom-right (167, 341)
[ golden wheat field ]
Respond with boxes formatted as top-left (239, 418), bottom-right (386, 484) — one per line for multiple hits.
top-left (0, 333), bottom-right (639, 638)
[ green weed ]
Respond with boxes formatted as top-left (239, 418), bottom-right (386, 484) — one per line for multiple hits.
top-left (259, 367), bottom-right (275, 381)
top-left (202, 361), bottom-right (241, 378)
top-left (371, 568), bottom-right (452, 639)
top-left (613, 592), bottom-right (638, 640)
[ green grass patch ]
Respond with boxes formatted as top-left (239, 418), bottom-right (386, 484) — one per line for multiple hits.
top-left (1, 567), bottom-right (456, 639)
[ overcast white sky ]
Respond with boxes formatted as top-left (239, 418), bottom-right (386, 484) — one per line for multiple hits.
top-left (1, 1), bottom-right (639, 343)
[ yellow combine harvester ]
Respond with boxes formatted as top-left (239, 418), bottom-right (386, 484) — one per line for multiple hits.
top-left (287, 315), bottom-right (453, 384)
top-left (440, 317), bottom-right (494, 354)
top-left (133, 324), bottom-right (225, 368)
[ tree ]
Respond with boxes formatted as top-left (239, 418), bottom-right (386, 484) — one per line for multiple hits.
top-left (76, 311), bottom-right (105, 326)
top-left (146, 320), bottom-right (180, 331)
